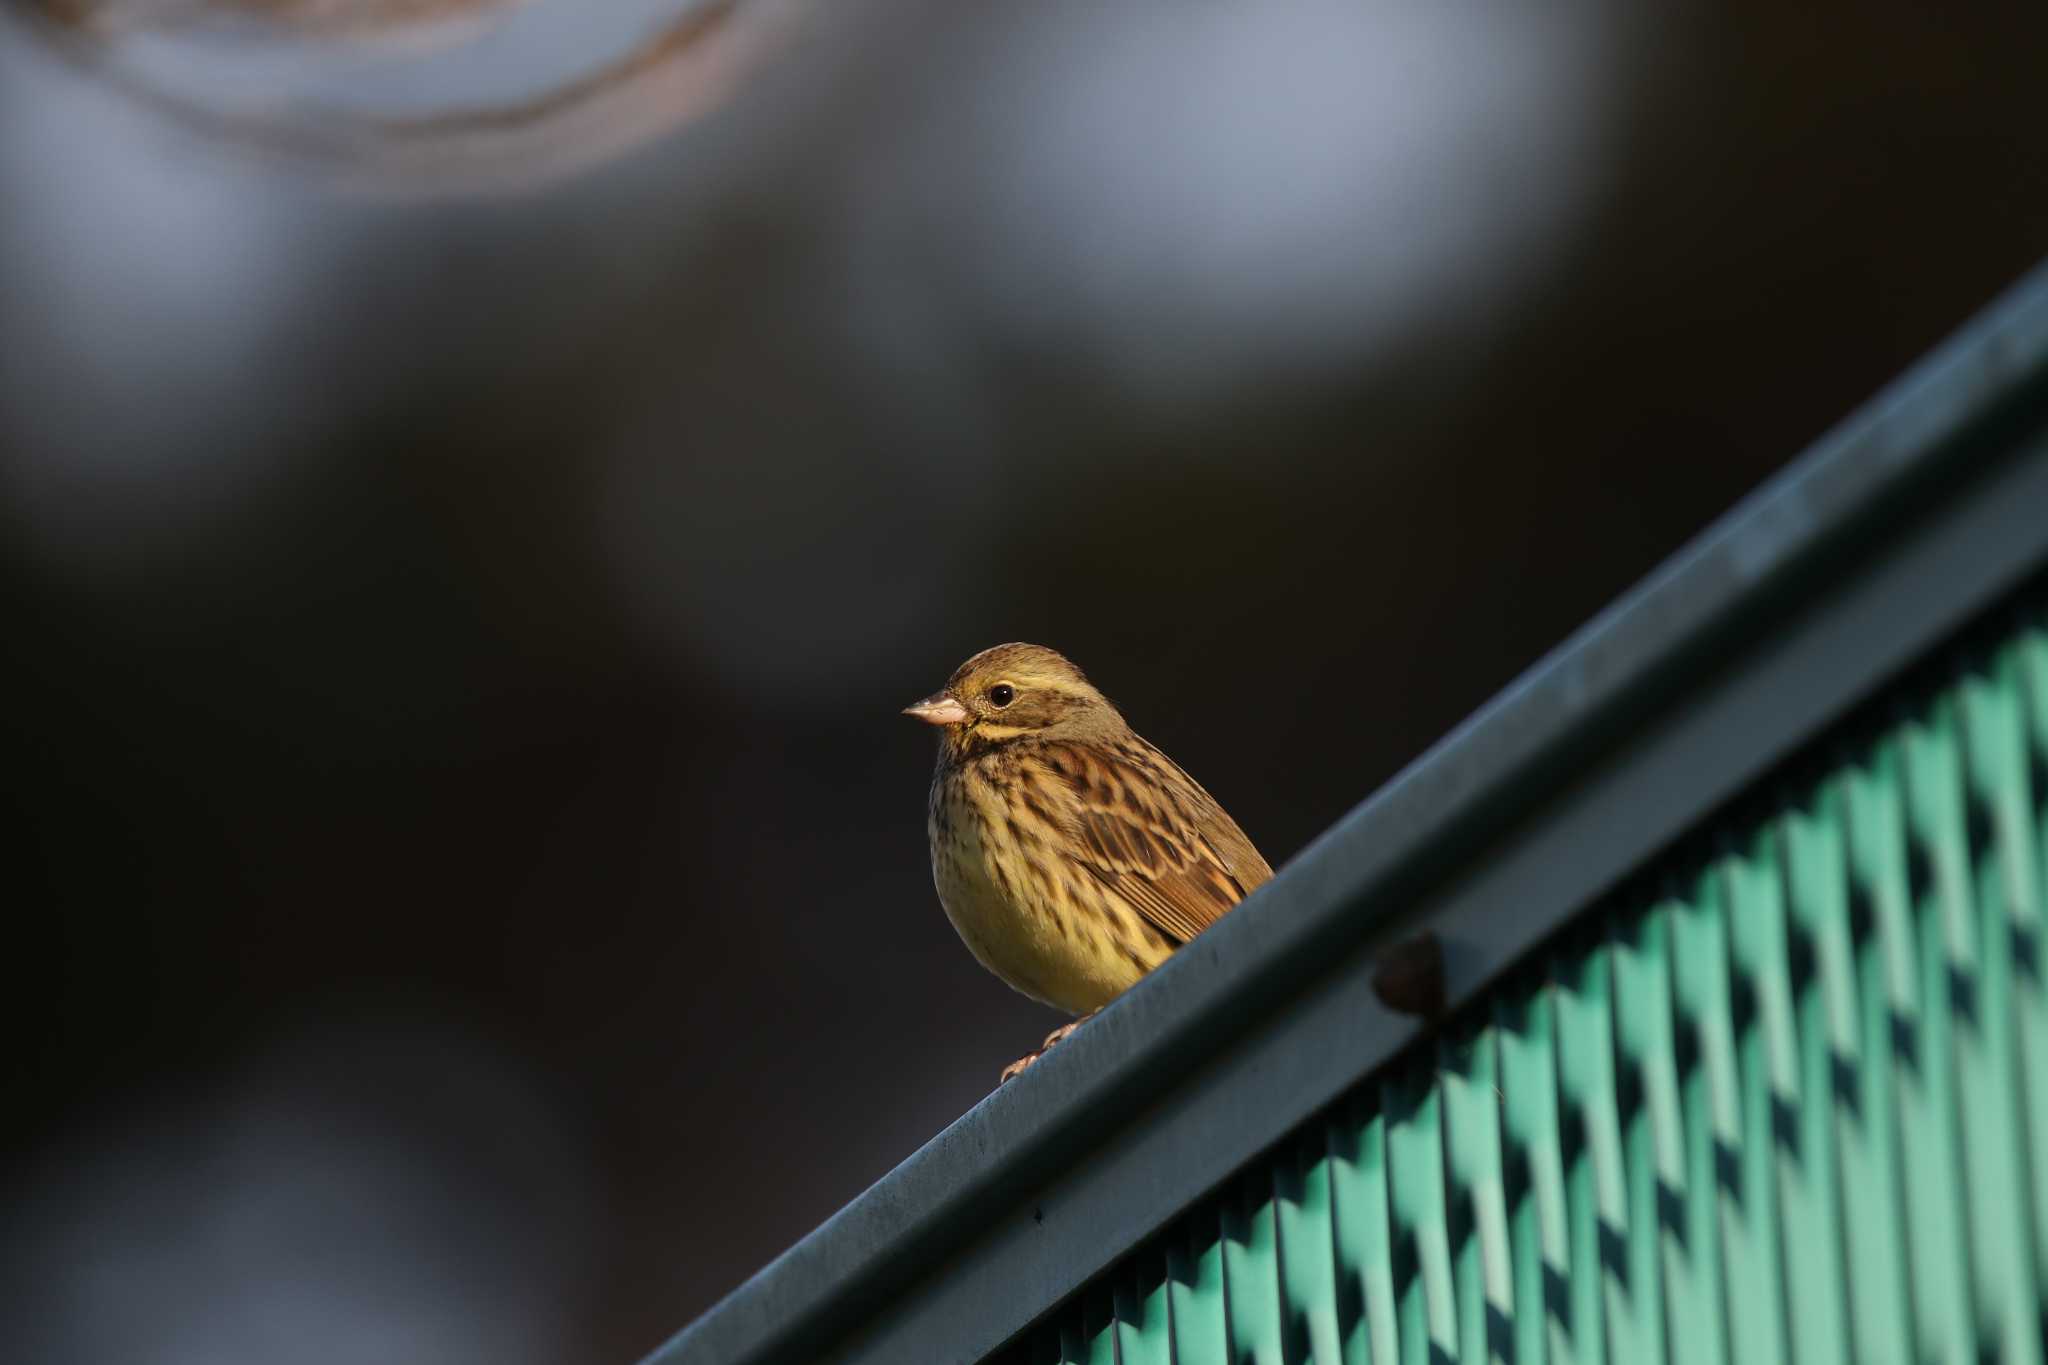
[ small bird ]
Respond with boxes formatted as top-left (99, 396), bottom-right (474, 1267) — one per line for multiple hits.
top-left (904, 644), bottom-right (1273, 1082)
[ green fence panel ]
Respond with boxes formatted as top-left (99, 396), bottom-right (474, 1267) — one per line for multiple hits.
top-left (1722, 834), bottom-right (1793, 1365)
top-left (1664, 882), bottom-right (1731, 1365)
top-left (1111, 1250), bottom-right (1170, 1365)
top-left (1331, 1098), bottom-right (1401, 1365)
top-left (1276, 1130), bottom-right (1344, 1365)
top-left (1385, 1072), bottom-right (1458, 1365)
top-left (2005, 633), bottom-right (2048, 1306)
top-left (1495, 989), bottom-right (1569, 1365)
top-left (1017, 609), bottom-right (2048, 1365)
top-left (1441, 1028), bottom-right (1513, 1365)
top-left (1223, 1168), bottom-right (1286, 1365)
top-left (1168, 1206), bottom-right (1230, 1365)
top-left (1609, 907), bottom-right (1677, 1365)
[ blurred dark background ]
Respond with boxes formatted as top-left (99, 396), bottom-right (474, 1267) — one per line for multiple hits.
top-left (3, 1), bottom-right (2045, 1362)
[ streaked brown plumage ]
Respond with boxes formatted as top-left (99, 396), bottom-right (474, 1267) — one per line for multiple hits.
top-left (903, 644), bottom-right (1272, 1081)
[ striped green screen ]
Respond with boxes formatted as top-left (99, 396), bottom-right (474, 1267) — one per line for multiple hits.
top-left (1018, 612), bottom-right (2048, 1365)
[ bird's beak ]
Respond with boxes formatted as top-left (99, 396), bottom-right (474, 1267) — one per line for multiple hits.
top-left (903, 693), bottom-right (970, 726)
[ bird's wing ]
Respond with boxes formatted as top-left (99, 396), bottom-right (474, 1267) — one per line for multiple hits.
top-left (1049, 738), bottom-right (1274, 947)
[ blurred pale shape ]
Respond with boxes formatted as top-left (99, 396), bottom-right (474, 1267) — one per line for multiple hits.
top-left (16, 0), bottom-right (796, 183)
top-left (0, 21), bottom-right (327, 582)
top-left (42, 0), bottom-right (523, 37)
top-left (0, 0), bottom-right (795, 588)
top-left (839, 0), bottom-right (1617, 420)
top-left (7, 1009), bottom-right (596, 1365)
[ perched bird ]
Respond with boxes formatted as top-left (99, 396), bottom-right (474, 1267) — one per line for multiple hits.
top-left (904, 644), bottom-right (1273, 1082)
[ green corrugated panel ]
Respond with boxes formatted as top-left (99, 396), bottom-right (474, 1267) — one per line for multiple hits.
top-left (1495, 988), bottom-right (1570, 1365)
top-left (1867, 730), bottom-right (1979, 1365)
top-left (1785, 792), bottom-right (1856, 1356)
top-left (1665, 880), bottom-right (1731, 1365)
top-left (1722, 832), bottom-right (1793, 1365)
top-left (1111, 1250), bottom-right (1170, 1365)
top-left (1440, 1029), bottom-right (1511, 1365)
top-left (1551, 943), bottom-right (1624, 1365)
top-left (1609, 908), bottom-right (1677, 1365)
top-left (1334, 1098), bottom-right (1401, 1365)
top-left (1222, 1169), bottom-right (1285, 1364)
top-left (1276, 1131), bottom-right (1342, 1364)
top-left (1168, 1207), bottom-right (1228, 1365)
top-left (1385, 1072), bottom-right (1458, 1365)
top-left (1962, 670), bottom-right (2047, 1365)
top-left (1998, 637), bottom-right (2048, 1314)
top-left (1021, 618), bottom-right (2048, 1365)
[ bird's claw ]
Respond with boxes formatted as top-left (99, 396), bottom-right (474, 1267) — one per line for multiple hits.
top-left (999, 1011), bottom-right (1099, 1084)
top-left (1040, 1019), bottom-right (1082, 1050)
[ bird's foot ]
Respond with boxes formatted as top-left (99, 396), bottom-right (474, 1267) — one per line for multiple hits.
top-left (1039, 1012), bottom-right (1095, 1052)
top-left (999, 1011), bottom-right (1101, 1084)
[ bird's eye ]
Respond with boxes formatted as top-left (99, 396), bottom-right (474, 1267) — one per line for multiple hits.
top-left (988, 684), bottom-right (1016, 708)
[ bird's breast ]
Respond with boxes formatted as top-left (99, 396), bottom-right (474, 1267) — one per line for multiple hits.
top-left (926, 760), bottom-right (1150, 1016)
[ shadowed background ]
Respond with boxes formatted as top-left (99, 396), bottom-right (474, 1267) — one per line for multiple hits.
top-left (3, 2), bottom-right (2046, 1362)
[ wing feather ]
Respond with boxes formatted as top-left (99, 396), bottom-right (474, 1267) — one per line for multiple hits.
top-left (1044, 737), bottom-right (1273, 947)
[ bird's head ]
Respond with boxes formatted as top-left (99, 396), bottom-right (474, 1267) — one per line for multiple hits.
top-left (903, 643), bottom-right (1124, 753)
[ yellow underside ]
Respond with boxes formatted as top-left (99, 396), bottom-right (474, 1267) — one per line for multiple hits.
top-left (930, 819), bottom-right (1162, 1016)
